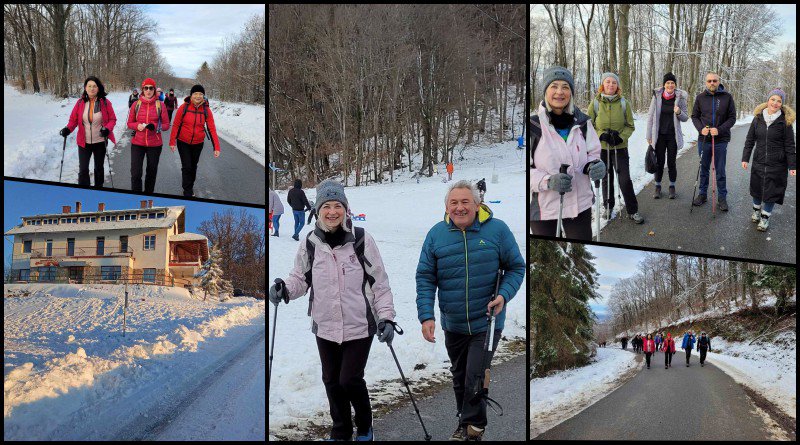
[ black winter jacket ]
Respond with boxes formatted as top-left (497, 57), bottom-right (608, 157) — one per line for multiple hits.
top-left (691, 84), bottom-right (737, 143)
top-left (287, 186), bottom-right (313, 211)
top-left (742, 103), bottom-right (797, 205)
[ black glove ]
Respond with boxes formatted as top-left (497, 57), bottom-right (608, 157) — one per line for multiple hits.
top-left (269, 278), bottom-right (288, 305)
top-left (377, 319), bottom-right (396, 344)
top-left (99, 127), bottom-right (110, 138)
top-left (598, 132), bottom-right (611, 144)
top-left (145, 123), bottom-right (156, 131)
top-left (608, 130), bottom-right (623, 146)
top-left (60, 127), bottom-right (71, 137)
top-left (307, 208), bottom-right (316, 225)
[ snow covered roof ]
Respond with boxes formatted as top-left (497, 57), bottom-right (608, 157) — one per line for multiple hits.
top-left (169, 232), bottom-right (207, 242)
top-left (5, 206), bottom-right (185, 235)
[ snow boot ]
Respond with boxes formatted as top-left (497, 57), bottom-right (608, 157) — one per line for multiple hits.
top-left (465, 425), bottom-right (484, 441)
top-left (751, 205), bottom-right (761, 223)
top-left (669, 185), bottom-right (676, 199)
top-left (653, 184), bottom-right (662, 199)
top-left (718, 197), bottom-right (729, 212)
top-left (757, 211), bottom-right (770, 231)
top-left (355, 427), bottom-right (374, 441)
top-left (692, 194), bottom-right (707, 206)
top-left (450, 425), bottom-right (467, 441)
top-left (630, 212), bottom-right (644, 224)
top-left (292, 233), bottom-right (299, 241)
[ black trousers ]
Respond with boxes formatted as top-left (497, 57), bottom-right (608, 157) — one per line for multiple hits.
top-left (645, 352), bottom-right (652, 367)
top-left (444, 329), bottom-right (501, 428)
top-left (601, 148), bottom-right (638, 214)
top-left (177, 140), bottom-right (205, 196)
top-left (699, 347), bottom-right (707, 364)
top-left (530, 208), bottom-right (592, 241)
top-left (78, 141), bottom-right (106, 187)
top-left (167, 109), bottom-right (174, 122)
top-left (316, 335), bottom-right (373, 440)
top-left (665, 351), bottom-right (673, 366)
top-left (685, 348), bottom-right (693, 364)
top-left (655, 132), bottom-right (679, 183)
top-left (130, 144), bottom-right (162, 193)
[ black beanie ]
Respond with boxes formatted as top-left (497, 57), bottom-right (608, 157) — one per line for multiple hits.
top-left (663, 72), bottom-right (677, 86)
top-left (190, 84), bottom-right (205, 95)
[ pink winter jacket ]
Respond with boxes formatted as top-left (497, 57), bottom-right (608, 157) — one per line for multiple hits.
top-left (126, 95), bottom-right (171, 147)
top-left (66, 98), bottom-right (118, 148)
top-left (284, 225), bottom-right (396, 344)
top-left (643, 339), bottom-right (656, 353)
top-left (530, 104), bottom-right (602, 220)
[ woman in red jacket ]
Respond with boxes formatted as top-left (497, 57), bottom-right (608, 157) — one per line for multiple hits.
top-left (642, 333), bottom-right (656, 369)
top-left (168, 84), bottom-right (221, 197)
top-left (127, 77), bottom-right (171, 193)
top-left (662, 333), bottom-right (676, 369)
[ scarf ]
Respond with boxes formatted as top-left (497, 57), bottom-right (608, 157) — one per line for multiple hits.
top-left (662, 90), bottom-right (676, 100)
top-left (763, 108), bottom-right (782, 127)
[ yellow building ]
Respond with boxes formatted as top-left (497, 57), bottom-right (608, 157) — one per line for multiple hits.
top-left (5, 200), bottom-right (209, 288)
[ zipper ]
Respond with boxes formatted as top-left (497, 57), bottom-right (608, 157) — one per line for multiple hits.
top-left (190, 106), bottom-right (198, 144)
top-left (462, 230), bottom-right (471, 335)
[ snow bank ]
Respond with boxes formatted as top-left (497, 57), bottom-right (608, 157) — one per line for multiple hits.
top-left (530, 347), bottom-right (638, 437)
top-left (208, 100), bottom-right (265, 166)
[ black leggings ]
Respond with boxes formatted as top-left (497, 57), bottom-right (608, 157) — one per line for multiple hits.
top-left (655, 133), bottom-right (678, 183)
top-left (78, 141), bottom-right (106, 187)
top-left (316, 335), bottom-right (373, 440)
top-left (530, 208), bottom-right (592, 241)
top-left (645, 352), bottom-right (652, 367)
top-left (665, 351), bottom-right (674, 366)
top-left (601, 148), bottom-right (638, 214)
top-left (177, 140), bottom-right (204, 196)
top-left (130, 144), bottom-right (162, 193)
top-left (685, 348), bottom-right (693, 365)
top-left (699, 347), bottom-right (708, 364)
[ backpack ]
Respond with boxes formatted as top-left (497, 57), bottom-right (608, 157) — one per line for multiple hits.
top-left (131, 99), bottom-right (163, 134)
top-left (592, 96), bottom-right (628, 128)
top-left (179, 100), bottom-right (214, 148)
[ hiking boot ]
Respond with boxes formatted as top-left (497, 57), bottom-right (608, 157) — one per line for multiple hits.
top-left (630, 212), bottom-right (644, 224)
top-left (292, 234), bottom-right (300, 241)
top-left (701, 362), bottom-right (704, 367)
top-left (449, 425), bottom-right (467, 441)
top-left (465, 425), bottom-right (485, 441)
top-left (653, 184), bottom-right (662, 199)
top-left (355, 427), bottom-right (374, 441)
top-left (718, 197), bottom-right (729, 211)
top-left (757, 212), bottom-right (770, 231)
top-left (751, 206), bottom-right (761, 223)
top-left (692, 194), bottom-right (707, 206)
top-left (669, 185), bottom-right (676, 199)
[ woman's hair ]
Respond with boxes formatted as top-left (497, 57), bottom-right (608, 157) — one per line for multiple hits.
top-left (597, 85), bottom-right (623, 96)
top-left (81, 76), bottom-right (107, 101)
top-left (315, 206), bottom-right (352, 233)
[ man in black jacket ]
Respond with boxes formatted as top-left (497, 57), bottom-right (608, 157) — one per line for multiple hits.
top-left (697, 332), bottom-right (712, 367)
top-left (287, 179), bottom-right (313, 240)
top-left (691, 72), bottom-right (737, 211)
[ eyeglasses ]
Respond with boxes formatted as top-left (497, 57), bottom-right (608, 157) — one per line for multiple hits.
top-left (706, 80), bottom-right (719, 83)
top-left (143, 86), bottom-right (155, 90)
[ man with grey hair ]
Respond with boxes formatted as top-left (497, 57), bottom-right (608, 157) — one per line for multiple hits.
top-left (416, 180), bottom-right (525, 441)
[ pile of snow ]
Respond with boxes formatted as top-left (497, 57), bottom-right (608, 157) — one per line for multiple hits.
top-left (207, 100), bottom-right (265, 166)
top-left (530, 347), bottom-right (637, 437)
top-left (3, 283), bottom-right (265, 440)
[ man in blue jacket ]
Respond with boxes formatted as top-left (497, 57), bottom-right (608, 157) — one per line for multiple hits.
top-left (416, 180), bottom-right (525, 441)
top-left (681, 330), bottom-right (697, 367)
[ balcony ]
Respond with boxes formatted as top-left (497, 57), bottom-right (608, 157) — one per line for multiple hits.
top-left (28, 242), bottom-right (133, 259)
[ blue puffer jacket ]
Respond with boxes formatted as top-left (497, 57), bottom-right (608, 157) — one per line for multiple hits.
top-left (416, 204), bottom-right (525, 335)
top-left (682, 333), bottom-right (696, 350)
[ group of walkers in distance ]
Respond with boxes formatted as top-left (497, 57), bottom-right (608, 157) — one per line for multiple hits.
top-left (620, 330), bottom-right (712, 370)
top-left (60, 76), bottom-right (221, 197)
top-left (269, 179), bottom-right (526, 441)
top-left (530, 66), bottom-right (796, 239)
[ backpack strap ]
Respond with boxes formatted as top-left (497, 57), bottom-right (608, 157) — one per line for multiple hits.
top-left (305, 232), bottom-right (316, 317)
top-left (594, 97), bottom-right (628, 129)
top-left (529, 116), bottom-right (542, 168)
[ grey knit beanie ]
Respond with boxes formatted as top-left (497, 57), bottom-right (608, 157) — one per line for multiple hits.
top-left (600, 72), bottom-right (620, 87)
top-left (542, 66), bottom-right (574, 97)
top-left (315, 180), bottom-right (349, 213)
top-left (768, 88), bottom-right (786, 104)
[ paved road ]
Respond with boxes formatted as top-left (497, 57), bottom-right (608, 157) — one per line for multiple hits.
top-left (108, 126), bottom-right (265, 206)
top-left (535, 350), bottom-right (774, 440)
top-left (372, 354), bottom-right (526, 441)
top-left (601, 123), bottom-right (796, 265)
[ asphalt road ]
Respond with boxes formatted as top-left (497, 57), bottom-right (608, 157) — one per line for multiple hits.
top-left (601, 123), bottom-right (796, 265)
top-left (535, 350), bottom-right (774, 440)
top-left (372, 354), bottom-right (526, 441)
top-left (108, 126), bottom-right (265, 206)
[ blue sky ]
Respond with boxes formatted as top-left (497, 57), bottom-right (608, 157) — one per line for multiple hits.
top-left (3, 181), bottom-right (265, 264)
top-left (587, 244), bottom-right (646, 319)
top-left (144, 4), bottom-right (265, 78)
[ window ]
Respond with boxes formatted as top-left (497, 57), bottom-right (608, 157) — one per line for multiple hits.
top-left (36, 220), bottom-right (41, 225)
top-left (144, 235), bottom-right (156, 250)
top-left (110, 215), bottom-right (117, 221)
top-left (157, 213), bottom-right (165, 218)
top-left (38, 267), bottom-right (56, 281)
top-left (19, 269), bottom-right (30, 281)
top-left (79, 217), bottom-right (85, 223)
top-left (100, 216), bottom-right (107, 222)
top-left (97, 237), bottom-right (105, 255)
top-left (46, 239), bottom-right (53, 257)
top-left (61, 218), bottom-right (67, 224)
top-left (101, 266), bottom-right (121, 280)
top-left (148, 213), bottom-right (156, 219)
top-left (143, 268), bottom-right (156, 283)
top-left (90, 217), bottom-right (96, 222)
top-left (120, 236), bottom-right (128, 253)
top-left (23, 240), bottom-right (32, 253)
top-left (43, 219), bottom-right (49, 225)
top-left (67, 238), bottom-right (75, 256)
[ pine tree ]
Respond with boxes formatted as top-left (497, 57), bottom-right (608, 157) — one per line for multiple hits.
top-left (220, 278), bottom-right (234, 302)
top-left (195, 244), bottom-right (224, 301)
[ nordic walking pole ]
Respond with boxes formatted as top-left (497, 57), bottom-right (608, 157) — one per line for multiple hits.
top-left (469, 269), bottom-right (505, 416)
top-left (59, 135), bottom-right (67, 182)
top-left (711, 134), bottom-right (716, 218)
top-left (268, 278), bottom-right (288, 394)
top-left (690, 127), bottom-right (709, 214)
top-left (386, 323), bottom-right (432, 441)
top-left (613, 143), bottom-right (624, 217)
top-left (594, 179), bottom-right (601, 242)
top-left (105, 137), bottom-right (114, 188)
top-left (556, 164), bottom-right (570, 238)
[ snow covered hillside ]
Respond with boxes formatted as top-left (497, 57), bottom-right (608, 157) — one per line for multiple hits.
top-left (268, 138), bottom-right (528, 437)
top-left (3, 283), bottom-right (265, 440)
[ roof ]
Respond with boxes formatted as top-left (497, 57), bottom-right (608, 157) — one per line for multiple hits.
top-left (169, 232), bottom-right (208, 242)
top-left (4, 206), bottom-right (185, 236)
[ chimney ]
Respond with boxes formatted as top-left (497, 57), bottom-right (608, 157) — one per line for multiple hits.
top-left (148, 200), bottom-right (153, 208)
top-left (98, 203), bottom-right (105, 212)
top-left (75, 201), bottom-right (82, 213)
top-left (62, 205), bottom-right (72, 214)
top-left (140, 200), bottom-right (148, 209)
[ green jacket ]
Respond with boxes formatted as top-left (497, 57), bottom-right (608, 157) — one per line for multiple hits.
top-left (587, 92), bottom-right (635, 150)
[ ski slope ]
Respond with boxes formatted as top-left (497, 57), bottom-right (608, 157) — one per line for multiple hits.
top-left (268, 137), bottom-right (528, 438)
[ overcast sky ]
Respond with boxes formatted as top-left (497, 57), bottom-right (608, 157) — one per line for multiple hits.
top-left (587, 244), bottom-right (646, 318)
top-left (145, 4), bottom-right (265, 78)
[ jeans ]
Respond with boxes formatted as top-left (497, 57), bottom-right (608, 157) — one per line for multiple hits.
top-left (272, 214), bottom-right (281, 235)
top-left (293, 210), bottom-right (306, 237)
top-left (78, 141), bottom-right (106, 187)
top-left (752, 197), bottom-right (776, 213)
top-left (698, 139), bottom-right (728, 199)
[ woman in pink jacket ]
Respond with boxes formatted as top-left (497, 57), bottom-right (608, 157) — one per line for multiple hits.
top-left (60, 76), bottom-right (117, 187)
top-left (662, 333), bottom-right (676, 369)
top-left (126, 77), bottom-right (171, 193)
top-left (642, 333), bottom-right (656, 369)
top-left (530, 66), bottom-right (606, 240)
top-left (269, 180), bottom-right (395, 442)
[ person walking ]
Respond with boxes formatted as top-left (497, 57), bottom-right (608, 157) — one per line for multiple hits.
top-left (663, 333), bottom-right (676, 369)
top-left (681, 330), bottom-right (696, 367)
top-left (646, 72), bottom-right (690, 199)
top-left (288, 179), bottom-right (314, 241)
top-left (530, 66), bottom-right (606, 240)
top-left (691, 72), bottom-right (737, 211)
top-left (156, 87), bottom-right (165, 102)
top-left (127, 77), bottom-right (171, 193)
top-left (269, 180), bottom-right (396, 441)
top-left (165, 88), bottom-right (179, 123)
top-left (416, 180), bottom-right (526, 441)
top-left (620, 335), bottom-right (628, 350)
top-left (168, 84), bottom-right (221, 197)
top-left (128, 88), bottom-right (139, 109)
top-left (742, 88), bottom-right (797, 231)
top-left (587, 72), bottom-right (643, 223)
top-left (269, 188), bottom-right (285, 237)
top-left (643, 334), bottom-right (656, 369)
top-left (697, 331), bottom-right (712, 367)
top-left (60, 76), bottom-right (118, 188)
top-left (654, 332), bottom-right (662, 352)
top-left (446, 162), bottom-right (454, 181)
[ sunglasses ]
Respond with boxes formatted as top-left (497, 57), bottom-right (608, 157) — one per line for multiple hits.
top-left (143, 86), bottom-right (155, 90)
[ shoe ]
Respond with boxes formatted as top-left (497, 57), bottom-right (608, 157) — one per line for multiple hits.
top-left (751, 206), bottom-right (761, 223)
top-left (718, 197), bottom-right (728, 211)
top-left (450, 425), bottom-right (467, 441)
top-left (701, 362), bottom-right (704, 367)
top-left (665, 365), bottom-right (668, 369)
top-left (271, 233), bottom-right (279, 237)
top-left (355, 427), bottom-right (374, 441)
top-left (630, 212), bottom-right (644, 224)
top-left (692, 194), bottom-right (707, 206)
top-left (292, 234), bottom-right (300, 241)
top-left (669, 185), bottom-right (676, 199)
top-left (601, 206), bottom-right (612, 220)
top-left (465, 425), bottom-right (484, 441)
top-left (686, 363), bottom-right (689, 367)
top-left (757, 212), bottom-right (770, 231)
top-left (653, 184), bottom-right (662, 199)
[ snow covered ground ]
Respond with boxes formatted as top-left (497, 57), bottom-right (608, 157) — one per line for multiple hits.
top-left (2, 82), bottom-right (265, 184)
top-left (530, 347), bottom-right (638, 438)
top-left (3, 283), bottom-right (265, 440)
top-left (268, 137), bottom-right (528, 437)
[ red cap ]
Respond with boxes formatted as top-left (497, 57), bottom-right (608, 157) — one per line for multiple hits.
top-left (141, 78), bottom-right (156, 89)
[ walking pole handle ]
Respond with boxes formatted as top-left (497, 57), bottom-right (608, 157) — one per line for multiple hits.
top-left (558, 164), bottom-right (569, 195)
top-left (274, 278), bottom-right (288, 304)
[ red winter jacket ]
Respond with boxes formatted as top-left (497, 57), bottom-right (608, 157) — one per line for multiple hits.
top-left (169, 97), bottom-right (220, 151)
top-left (662, 337), bottom-right (676, 353)
top-left (66, 97), bottom-right (118, 148)
top-left (643, 339), bottom-right (656, 353)
top-left (127, 95), bottom-right (171, 147)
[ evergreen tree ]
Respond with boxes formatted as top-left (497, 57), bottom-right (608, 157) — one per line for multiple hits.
top-left (220, 278), bottom-right (234, 302)
top-left (195, 244), bottom-right (224, 301)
